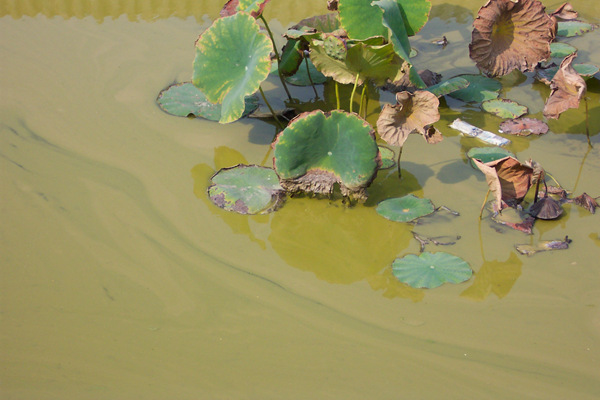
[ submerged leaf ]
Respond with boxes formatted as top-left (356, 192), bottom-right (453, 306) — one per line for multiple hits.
top-left (208, 165), bottom-right (285, 215)
top-left (473, 156), bottom-right (534, 211)
top-left (156, 83), bottom-right (258, 121)
top-left (481, 99), bottom-right (528, 119)
top-left (543, 52), bottom-right (587, 119)
top-left (193, 13), bottom-right (272, 123)
top-left (273, 110), bottom-right (380, 200)
top-left (392, 252), bottom-right (472, 289)
top-left (499, 118), bottom-right (549, 136)
top-left (447, 74), bottom-right (502, 103)
top-left (376, 194), bottom-right (435, 222)
top-left (377, 90), bottom-right (440, 147)
top-left (469, 0), bottom-right (554, 77)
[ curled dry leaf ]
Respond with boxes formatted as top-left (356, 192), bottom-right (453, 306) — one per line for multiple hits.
top-left (499, 118), bottom-right (549, 136)
top-left (550, 3), bottom-right (578, 20)
top-left (543, 52), bottom-right (587, 119)
top-left (571, 192), bottom-right (598, 214)
top-left (473, 156), bottom-right (534, 211)
top-left (516, 236), bottom-right (572, 256)
top-left (376, 90), bottom-right (440, 148)
top-left (384, 66), bottom-right (441, 93)
top-left (469, 0), bottom-right (554, 77)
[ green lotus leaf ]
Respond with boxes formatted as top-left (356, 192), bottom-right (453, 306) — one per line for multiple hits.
top-left (378, 145), bottom-right (396, 169)
top-left (466, 147), bottom-right (515, 169)
top-left (536, 63), bottom-right (599, 83)
top-left (481, 99), bottom-right (528, 119)
top-left (193, 12), bottom-right (272, 124)
top-left (273, 110), bottom-right (380, 200)
top-left (208, 164), bottom-right (285, 215)
top-left (156, 82), bottom-right (258, 121)
top-left (285, 59), bottom-right (328, 86)
top-left (279, 38), bottom-right (307, 77)
top-left (310, 38), bottom-right (401, 85)
top-left (392, 252), bottom-right (472, 289)
top-left (426, 77), bottom-right (470, 97)
top-left (448, 74), bottom-right (502, 103)
top-left (556, 21), bottom-right (596, 37)
top-left (220, 0), bottom-right (270, 18)
top-left (550, 42), bottom-right (577, 58)
top-left (376, 194), bottom-right (435, 222)
top-left (372, 0), bottom-right (412, 62)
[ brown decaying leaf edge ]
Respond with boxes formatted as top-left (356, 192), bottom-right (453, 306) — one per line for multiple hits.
top-left (220, 0), bottom-right (271, 18)
top-left (543, 52), bottom-right (587, 119)
top-left (571, 192), bottom-right (599, 214)
top-left (469, 0), bottom-right (554, 77)
top-left (550, 2), bottom-right (578, 20)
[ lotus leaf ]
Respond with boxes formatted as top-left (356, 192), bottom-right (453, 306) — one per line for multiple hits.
top-left (472, 156), bottom-right (534, 211)
top-left (543, 53), bottom-right (587, 120)
top-left (551, 3), bottom-right (578, 20)
top-left (376, 90), bottom-right (440, 148)
top-left (499, 118), bottom-right (548, 136)
top-left (571, 193), bottom-right (598, 214)
top-left (193, 12), bottom-right (272, 124)
top-left (528, 196), bottom-right (563, 220)
top-left (550, 42), bottom-right (577, 58)
top-left (447, 74), bottom-right (501, 103)
top-left (310, 38), bottom-right (402, 86)
top-left (376, 194), bottom-right (435, 222)
top-left (272, 110), bottom-right (380, 200)
top-left (426, 77), bottom-right (470, 97)
top-left (292, 13), bottom-right (340, 34)
top-left (156, 83), bottom-right (259, 121)
top-left (220, 0), bottom-right (270, 18)
top-left (516, 237), bottom-right (571, 256)
top-left (279, 39), bottom-right (307, 77)
top-left (481, 99), bottom-right (528, 119)
top-left (536, 63), bottom-right (599, 83)
top-left (285, 59), bottom-right (328, 86)
top-left (372, 0), bottom-right (412, 62)
top-left (392, 252), bottom-right (472, 289)
top-left (378, 146), bottom-right (396, 169)
top-left (469, 0), bottom-right (553, 77)
top-left (208, 164), bottom-right (285, 215)
top-left (466, 147), bottom-right (515, 169)
top-left (323, 34), bottom-right (347, 61)
top-left (556, 21), bottom-right (596, 37)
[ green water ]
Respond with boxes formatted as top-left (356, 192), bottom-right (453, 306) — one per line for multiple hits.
top-left (1, 1), bottom-right (599, 398)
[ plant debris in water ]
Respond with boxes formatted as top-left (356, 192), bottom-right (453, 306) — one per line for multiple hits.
top-left (516, 236), bottom-right (572, 256)
top-left (528, 195), bottom-right (563, 219)
top-left (570, 192), bottom-right (599, 214)
top-left (543, 52), bottom-right (587, 119)
top-left (499, 118), bottom-right (549, 136)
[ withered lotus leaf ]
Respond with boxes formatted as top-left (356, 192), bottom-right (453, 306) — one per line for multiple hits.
top-left (220, 0), bottom-right (270, 18)
top-left (572, 192), bottom-right (598, 214)
top-left (550, 3), bottom-right (578, 20)
top-left (469, 0), bottom-right (554, 77)
top-left (543, 52), bottom-right (587, 119)
top-left (473, 156), bottom-right (534, 211)
top-left (499, 117), bottom-right (549, 136)
top-left (376, 90), bottom-right (440, 148)
top-left (528, 196), bottom-right (563, 219)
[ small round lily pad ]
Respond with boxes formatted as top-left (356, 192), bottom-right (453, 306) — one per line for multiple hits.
top-left (481, 99), bottom-right (528, 119)
top-left (466, 147), bottom-right (515, 169)
top-left (448, 74), bottom-right (502, 103)
top-left (392, 252), bottom-right (472, 289)
top-left (550, 42), bottom-right (577, 58)
top-left (556, 21), bottom-right (596, 37)
top-left (536, 63), bottom-right (599, 82)
top-left (376, 194), bottom-right (435, 222)
top-left (208, 164), bottom-right (285, 214)
top-left (378, 145), bottom-right (396, 170)
top-left (157, 82), bottom-right (258, 121)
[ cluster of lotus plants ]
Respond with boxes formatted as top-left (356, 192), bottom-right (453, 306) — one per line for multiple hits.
top-left (157, 0), bottom-right (598, 289)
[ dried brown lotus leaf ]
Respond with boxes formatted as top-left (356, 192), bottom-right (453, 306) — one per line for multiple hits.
top-left (543, 52), bottom-right (587, 119)
top-left (529, 196), bottom-right (563, 219)
top-left (469, 0), bottom-right (554, 77)
top-left (376, 90), bottom-right (440, 148)
top-left (572, 192), bottom-right (598, 214)
top-left (551, 3), bottom-right (578, 20)
top-left (499, 118), bottom-right (549, 136)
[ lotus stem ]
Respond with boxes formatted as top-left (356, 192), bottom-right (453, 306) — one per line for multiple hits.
top-left (359, 84), bottom-right (367, 118)
top-left (260, 146), bottom-right (273, 166)
top-left (350, 73), bottom-right (360, 113)
top-left (305, 57), bottom-right (319, 98)
top-left (259, 85), bottom-right (285, 130)
top-left (533, 174), bottom-right (541, 204)
top-left (259, 14), bottom-right (293, 102)
top-left (397, 146), bottom-right (403, 179)
top-left (335, 81), bottom-right (340, 110)
top-left (479, 189), bottom-right (490, 220)
top-left (585, 97), bottom-right (592, 148)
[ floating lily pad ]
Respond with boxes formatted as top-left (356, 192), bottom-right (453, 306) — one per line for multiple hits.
top-left (392, 252), bottom-right (472, 289)
top-left (556, 21), bottom-right (596, 37)
top-left (481, 99), bottom-right (528, 119)
top-left (426, 77), bottom-right (470, 97)
top-left (193, 13), bottom-right (272, 124)
top-left (208, 164), bottom-right (285, 215)
top-left (550, 42), bottom-right (577, 58)
top-left (378, 146), bottom-right (396, 169)
top-left (376, 194), bottom-right (435, 222)
top-left (448, 74), bottom-right (502, 103)
top-left (273, 110), bottom-right (379, 200)
top-left (536, 63), bottom-right (599, 83)
top-left (156, 83), bottom-right (258, 121)
top-left (285, 59), bottom-right (328, 86)
top-left (466, 147), bottom-right (515, 169)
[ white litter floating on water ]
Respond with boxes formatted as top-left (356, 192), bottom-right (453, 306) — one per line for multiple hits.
top-left (449, 118), bottom-right (511, 147)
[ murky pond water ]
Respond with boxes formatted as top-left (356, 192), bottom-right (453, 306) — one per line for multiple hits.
top-left (1, 0), bottom-right (599, 398)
